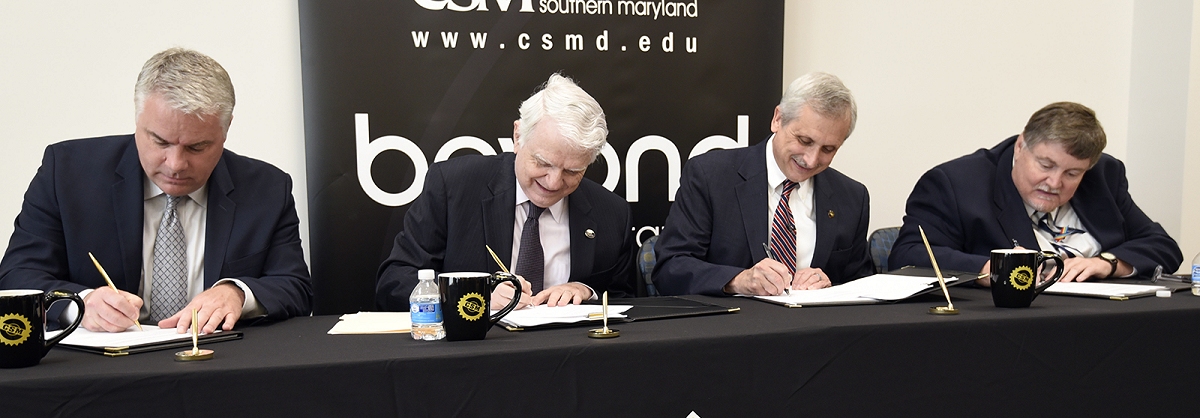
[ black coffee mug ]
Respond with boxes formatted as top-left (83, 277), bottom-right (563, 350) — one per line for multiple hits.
top-left (439, 272), bottom-right (521, 341)
top-left (0, 289), bottom-right (85, 368)
top-left (990, 249), bottom-right (1064, 308)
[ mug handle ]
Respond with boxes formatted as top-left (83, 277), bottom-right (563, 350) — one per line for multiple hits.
top-left (1031, 251), bottom-right (1065, 299)
top-left (488, 272), bottom-right (523, 326)
top-left (43, 289), bottom-right (85, 348)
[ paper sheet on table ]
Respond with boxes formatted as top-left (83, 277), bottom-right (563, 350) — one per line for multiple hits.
top-left (751, 274), bottom-right (958, 306)
top-left (328, 311), bottom-right (412, 334)
top-left (48, 325), bottom-right (218, 348)
top-left (1044, 281), bottom-right (1167, 299)
top-left (499, 304), bottom-right (632, 328)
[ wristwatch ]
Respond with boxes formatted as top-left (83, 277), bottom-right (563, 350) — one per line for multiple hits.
top-left (1099, 252), bottom-right (1118, 278)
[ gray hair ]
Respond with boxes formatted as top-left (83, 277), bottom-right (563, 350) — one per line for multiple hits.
top-left (134, 48), bottom-right (235, 130)
top-left (517, 73), bottom-right (608, 161)
top-left (777, 72), bottom-right (857, 139)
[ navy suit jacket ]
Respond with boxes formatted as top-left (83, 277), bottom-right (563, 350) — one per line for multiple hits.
top-left (653, 140), bottom-right (874, 296)
top-left (889, 135), bottom-right (1183, 277)
top-left (375, 153), bottom-right (636, 311)
top-left (0, 135), bottom-right (313, 323)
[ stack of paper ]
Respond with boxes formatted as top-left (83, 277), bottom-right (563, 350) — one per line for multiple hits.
top-left (1044, 282), bottom-right (1168, 300)
top-left (328, 312), bottom-right (412, 334)
top-left (751, 274), bottom-right (958, 307)
top-left (499, 304), bottom-right (632, 328)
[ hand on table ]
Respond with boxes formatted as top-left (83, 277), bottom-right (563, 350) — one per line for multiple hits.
top-left (724, 258), bottom-right (791, 296)
top-left (158, 282), bottom-right (245, 334)
top-left (531, 282), bottom-right (593, 307)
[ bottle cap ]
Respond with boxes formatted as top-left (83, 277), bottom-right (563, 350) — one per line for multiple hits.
top-left (418, 269), bottom-right (435, 280)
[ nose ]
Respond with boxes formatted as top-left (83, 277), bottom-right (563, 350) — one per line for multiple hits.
top-left (1044, 171), bottom-right (1063, 189)
top-left (163, 148), bottom-right (188, 173)
top-left (797, 148), bottom-right (816, 169)
top-left (543, 169), bottom-right (563, 190)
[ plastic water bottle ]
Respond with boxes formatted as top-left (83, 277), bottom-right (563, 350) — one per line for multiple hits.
top-left (1191, 252), bottom-right (1200, 296)
top-left (410, 269), bottom-right (444, 340)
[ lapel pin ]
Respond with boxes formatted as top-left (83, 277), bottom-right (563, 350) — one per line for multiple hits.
top-left (828, 210), bottom-right (835, 219)
top-left (585, 229), bottom-right (596, 239)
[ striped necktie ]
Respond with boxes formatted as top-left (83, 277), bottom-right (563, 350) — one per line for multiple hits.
top-left (769, 181), bottom-right (799, 275)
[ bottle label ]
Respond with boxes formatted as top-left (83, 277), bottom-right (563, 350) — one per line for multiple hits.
top-left (1192, 264), bottom-right (1200, 281)
top-left (410, 302), bottom-right (443, 324)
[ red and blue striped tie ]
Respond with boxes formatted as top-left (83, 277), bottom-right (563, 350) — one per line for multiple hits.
top-left (769, 180), bottom-right (798, 275)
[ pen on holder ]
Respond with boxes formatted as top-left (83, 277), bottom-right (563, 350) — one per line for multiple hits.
top-left (762, 243), bottom-right (791, 296)
top-left (87, 252), bottom-right (143, 331)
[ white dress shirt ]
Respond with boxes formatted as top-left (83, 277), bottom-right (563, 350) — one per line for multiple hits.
top-left (512, 178), bottom-right (595, 299)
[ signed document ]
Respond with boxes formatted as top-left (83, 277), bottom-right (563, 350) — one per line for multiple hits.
top-left (748, 274), bottom-right (959, 307)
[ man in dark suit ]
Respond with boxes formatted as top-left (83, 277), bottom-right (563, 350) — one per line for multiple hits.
top-left (0, 48), bottom-right (312, 333)
top-left (653, 72), bottom-right (874, 296)
top-left (889, 102), bottom-right (1182, 282)
top-left (376, 74), bottom-right (634, 311)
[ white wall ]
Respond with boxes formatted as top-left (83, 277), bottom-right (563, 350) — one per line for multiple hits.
top-left (0, 1), bottom-right (1196, 273)
top-left (785, 0), bottom-right (1199, 271)
top-left (0, 2), bottom-right (308, 263)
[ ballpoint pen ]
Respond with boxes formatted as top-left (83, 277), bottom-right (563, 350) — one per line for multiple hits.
top-left (762, 243), bottom-right (791, 296)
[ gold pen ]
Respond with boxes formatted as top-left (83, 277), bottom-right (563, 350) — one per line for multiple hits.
top-left (485, 245), bottom-right (510, 274)
top-left (87, 252), bottom-right (143, 331)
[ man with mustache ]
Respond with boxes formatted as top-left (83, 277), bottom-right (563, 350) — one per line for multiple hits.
top-left (890, 102), bottom-right (1182, 283)
top-left (653, 72), bottom-right (874, 296)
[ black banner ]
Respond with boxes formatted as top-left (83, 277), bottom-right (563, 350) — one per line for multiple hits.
top-left (300, 0), bottom-right (783, 314)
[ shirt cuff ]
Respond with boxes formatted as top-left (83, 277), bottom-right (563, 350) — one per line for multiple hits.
top-left (215, 278), bottom-right (266, 319)
top-left (59, 288), bottom-right (93, 327)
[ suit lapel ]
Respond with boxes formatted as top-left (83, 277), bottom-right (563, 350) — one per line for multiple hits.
top-left (568, 189), bottom-right (596, 280)
top-left (482, 154), bottom-right (517, 269)
top-left (203, 155), bottom-right (235, 287)
top-left (994, 145), bottom-right (1038, 248)
top-left (735, 141), bottom-right (770, 259)
top-left (810, 173), bottom-right (835, 269)
top-left (112, 139), bottom-right (145, 292)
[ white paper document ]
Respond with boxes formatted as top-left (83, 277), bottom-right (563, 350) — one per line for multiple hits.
top-left (499, 304), bottom-right (632, 328)
top-left (328, 311), bottom-right (412, 334)
top-left (749, 274), bottom-right (958, 307)
top-left (1044, 282), bottom-right (1167, 299)
top-left (48, 325), bottom-right (212, 348)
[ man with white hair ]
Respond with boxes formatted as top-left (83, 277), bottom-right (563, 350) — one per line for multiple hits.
top-left (654, 72), bottom-right (874, 296)
top-left (376, 73), bottom-right (635, 310)
top-left (0, 48), bottom-right (312, 333)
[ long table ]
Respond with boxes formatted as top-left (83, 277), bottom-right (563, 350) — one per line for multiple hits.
top-left (3, 286), bottom-right (1198, 417)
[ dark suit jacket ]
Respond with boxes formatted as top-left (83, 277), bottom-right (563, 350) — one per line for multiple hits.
top-left (0, 135), bottom-right (313, 323)
top-left (889, 135), bottom-right (1183, 277)
top-left (375, 153), bottom-right (635, 311)
top-left (653, 140), bottom-right (874, 296)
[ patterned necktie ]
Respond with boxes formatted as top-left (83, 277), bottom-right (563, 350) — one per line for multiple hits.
top-left (769, 180), bottom-right (799, 275)
top-left (149, 195), bottom-right (188, 322)
top-left (515, 202), bottom-right (546, 294)
top-left (1037, 212), bottom-right (1086, 258)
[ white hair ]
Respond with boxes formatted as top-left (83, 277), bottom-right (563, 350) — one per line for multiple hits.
top-left (517, 73), bottom-right (607, 161)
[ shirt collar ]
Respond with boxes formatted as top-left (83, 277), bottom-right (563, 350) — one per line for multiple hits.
top-left (143, 175), bottom-right (208, 209)
top-left (514, 177), bottom-right (566, 222)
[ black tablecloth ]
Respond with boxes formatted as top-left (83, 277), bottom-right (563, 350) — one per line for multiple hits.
top-left (3, 287), bottom-right (1198, 417)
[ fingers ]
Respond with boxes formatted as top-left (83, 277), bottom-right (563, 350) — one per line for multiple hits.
top-left (161, 284), bottom-right (245, 334)
top-left (732, 259), bottom-right (790, 295)
top-left (81, 287), bottom-right (142, 332)
top-left (791, 268), bottom-right (831, 290)
top-left (531, 283), bottom-right (590, 307)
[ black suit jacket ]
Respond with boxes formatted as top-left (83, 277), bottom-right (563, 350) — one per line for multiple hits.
top-left (889, 135), bottom-right (1183, 276)
top-left (653, 140), bottom-right (874, 296)
top-left (0, 135), bottom-right (313, 322)
top-left (375, 153), bottom-right (635, 311)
